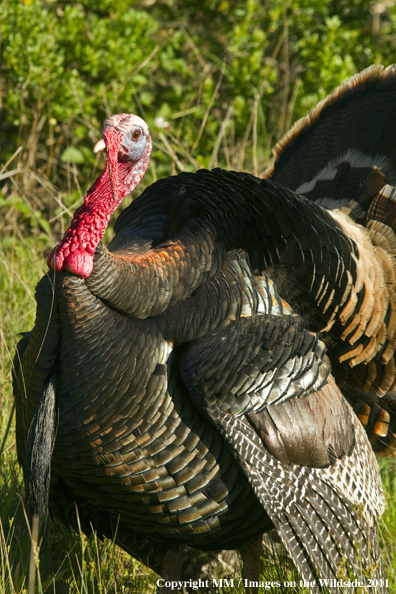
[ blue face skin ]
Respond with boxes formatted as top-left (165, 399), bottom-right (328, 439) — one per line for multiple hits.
top-left (118, 126), bottom-right (147, 162)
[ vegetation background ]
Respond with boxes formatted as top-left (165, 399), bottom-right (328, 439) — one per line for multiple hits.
top-left (1, 0), bottom-right (396, 591)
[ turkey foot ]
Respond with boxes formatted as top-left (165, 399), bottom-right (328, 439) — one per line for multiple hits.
top-left (159, 545), bottom-right (184, 594)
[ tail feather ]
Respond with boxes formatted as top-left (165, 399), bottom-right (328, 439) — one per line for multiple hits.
top-left (266, 65), bottom-right (396, 195)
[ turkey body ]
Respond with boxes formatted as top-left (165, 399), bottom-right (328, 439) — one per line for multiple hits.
top-left (23, 267), bottom-right (273, 555)
top-left (13, 66), bottom-right (396, 591)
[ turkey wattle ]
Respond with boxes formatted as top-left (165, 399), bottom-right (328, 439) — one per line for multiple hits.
top-left (47, 114), bottom-right (152, 277)
top-left (15, 65), bottom-right (396, 593)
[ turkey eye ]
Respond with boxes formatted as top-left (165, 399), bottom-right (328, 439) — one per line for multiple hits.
top-left (131, 129), bottom-right (141, 141)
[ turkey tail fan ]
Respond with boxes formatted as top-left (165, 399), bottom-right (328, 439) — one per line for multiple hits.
top-left (343, 382), bottom-right (396, 457)
top-left (25, 374), bottom-right (58, 521)
top-left (366, 184), bottom-right (396, 232)
top-left (265, 65), bottom-right (396, 212)
top-left (262, 64), bottom-right (396, 457)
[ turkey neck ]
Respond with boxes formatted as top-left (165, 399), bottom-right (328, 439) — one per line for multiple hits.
top-left (62, 144), bottom-right (151, 256)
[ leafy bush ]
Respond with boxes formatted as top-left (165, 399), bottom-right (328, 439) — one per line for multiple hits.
top-left (1, 0), bottom-right (395, 191)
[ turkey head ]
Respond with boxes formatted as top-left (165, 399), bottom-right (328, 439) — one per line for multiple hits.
top-left (47, 114), bottom-right (152, 278)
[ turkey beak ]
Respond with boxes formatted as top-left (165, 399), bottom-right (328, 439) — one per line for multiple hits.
top-left (93, 138), bottom-right (106, 153)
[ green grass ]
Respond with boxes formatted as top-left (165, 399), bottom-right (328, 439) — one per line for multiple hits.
top-left (378, 459), bottom-right (396, 583)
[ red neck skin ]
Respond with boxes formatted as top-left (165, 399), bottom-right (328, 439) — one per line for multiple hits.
top-left (47, 129), bottom-right (152, 278)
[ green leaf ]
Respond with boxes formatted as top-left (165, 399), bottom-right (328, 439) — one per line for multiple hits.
top-left (61, 146), bottom-right (85, 164)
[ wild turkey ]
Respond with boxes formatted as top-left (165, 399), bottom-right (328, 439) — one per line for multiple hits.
top-left (13, 66), bottom-right (396, 592)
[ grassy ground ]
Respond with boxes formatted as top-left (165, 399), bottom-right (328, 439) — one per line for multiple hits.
top-left (1, 146), bottom-right (396, 593)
